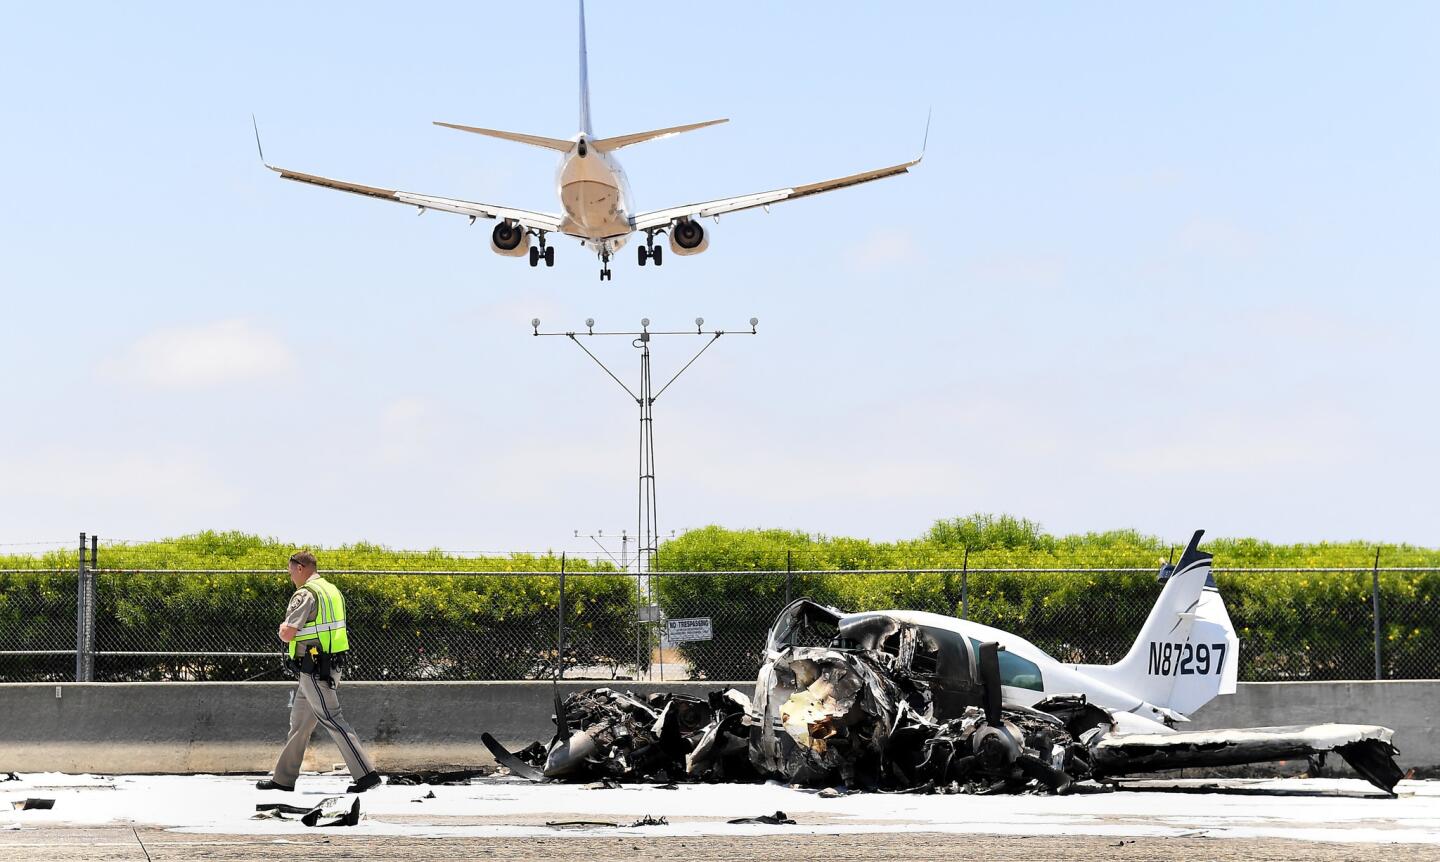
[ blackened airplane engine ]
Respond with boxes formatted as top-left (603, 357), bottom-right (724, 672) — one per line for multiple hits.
top-left (668, 218), bottom-right (710, 256)
top-left (490, 220), bottom-right (530, 257)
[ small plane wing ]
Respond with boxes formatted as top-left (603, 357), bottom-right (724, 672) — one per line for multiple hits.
top-left (629, 155), bottom-right (921, 233)
top-left (263, 163), bottom-right (565, 233)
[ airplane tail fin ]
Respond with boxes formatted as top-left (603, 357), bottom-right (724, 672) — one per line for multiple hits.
top-left (432, 122), bottom-right (574, 152)
top-left (432, 0), bottom-right (597, 150)
top-left (1083, 530), bottom-right (1239, 718)
top-left (578, 0), bottom-right (593, 136)
top-left (590, 119), bottom-right (728, 152)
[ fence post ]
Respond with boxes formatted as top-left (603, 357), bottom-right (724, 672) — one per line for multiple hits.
top-left (961, 547), bottom-right (970, 621)
top-left (785, 550), bottom-right (792, 608)
top-left (556, 553), bottom-right (566, 683)
top-left (86, 534), bottom-right (96, 681)
top-left (74, 532), bottom-right (96, 682)
top-left (1371, 547), bottom-right (1383, 681)
top-left (74, 532), bottom-right (86, 681)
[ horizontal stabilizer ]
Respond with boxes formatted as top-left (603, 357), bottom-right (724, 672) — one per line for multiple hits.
top-left (433, 122), bottom-right (574, 152)
top-left (590, 119), bottom-right (728, 152)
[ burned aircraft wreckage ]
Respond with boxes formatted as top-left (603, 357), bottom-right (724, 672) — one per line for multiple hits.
top-left (488, 534), bottom-right (1404, 795)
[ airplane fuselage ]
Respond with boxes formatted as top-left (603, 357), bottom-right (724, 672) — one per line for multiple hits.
top-left (555, 135), bottom-right (633, 252)
top-left (880, 610), bottom-right (1180, 733)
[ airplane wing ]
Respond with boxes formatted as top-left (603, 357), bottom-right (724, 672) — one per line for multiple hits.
top-left (628, 155), bottom-right (921, 233)
top-left (262, 163), bottom-right (565, 233)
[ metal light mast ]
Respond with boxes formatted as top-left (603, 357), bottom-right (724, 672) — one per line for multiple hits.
top-left (533, 317), bottom-right (759, 575)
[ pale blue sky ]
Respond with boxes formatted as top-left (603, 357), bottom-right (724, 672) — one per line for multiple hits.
top-left (2, 2), bottom-right (1437, 552)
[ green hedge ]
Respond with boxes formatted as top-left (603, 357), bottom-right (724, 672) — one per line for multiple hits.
top-left (651, 520), bottom-right (1440, 681)
top-left (0, 533), bottom-right (637, 682)
top-left (4, 520), bottom-right (1437, 683)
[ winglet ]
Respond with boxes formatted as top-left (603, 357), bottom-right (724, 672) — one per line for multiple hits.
top-left (918, 107), bottom-right (931, 163)
top-left (251, 114), bottom-right (269, 166)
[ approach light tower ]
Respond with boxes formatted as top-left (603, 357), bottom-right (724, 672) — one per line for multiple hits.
top-left (533, 317), bottom-right (758, 575)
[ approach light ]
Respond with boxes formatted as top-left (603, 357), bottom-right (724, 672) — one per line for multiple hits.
top-left (641, 318), bottom-right (650, 328)
top-left (695, 317), bottom-right (705, 333)
top-left (531, 318), bottom-right (541, 334)
top-left (749, 317), bottom-right (759, 333)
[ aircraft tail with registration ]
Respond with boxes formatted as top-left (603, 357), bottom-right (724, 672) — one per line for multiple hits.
top-left (1079, 530), bottom-right (1240, 718)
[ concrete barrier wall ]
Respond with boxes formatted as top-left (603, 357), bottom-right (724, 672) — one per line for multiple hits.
top-left (1, 680), bottom-right (1435, 774)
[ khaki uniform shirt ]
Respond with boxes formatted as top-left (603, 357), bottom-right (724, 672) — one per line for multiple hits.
top-left (283, 589), bottom-right (318, 631)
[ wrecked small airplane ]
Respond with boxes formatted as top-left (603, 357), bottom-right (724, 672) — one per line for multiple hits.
top-left (489, 530), bottom-right (1405, 795)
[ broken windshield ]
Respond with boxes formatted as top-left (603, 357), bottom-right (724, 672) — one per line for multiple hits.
top-left (764, 599), bottom-right (843, 654)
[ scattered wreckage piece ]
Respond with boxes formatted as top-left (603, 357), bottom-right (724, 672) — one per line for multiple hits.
top-left (488, 686), bottom-right (759, 784)
top-left (727, 811), bottom-right (796, 825)
top-left (482, 732), bottom-right (545, 781)
top-left (545, 815), bottom-right (670, 829)
top-left (1090, 724), bottom-right (1404, 794)
top-left (10, 798), bottom-right (54, 811)
top-left (386, 768), bottom-right (491, 786)
top-left (253, 796), bottom-right (361, 827)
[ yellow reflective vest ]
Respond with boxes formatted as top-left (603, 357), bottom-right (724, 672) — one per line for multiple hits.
top-left (288, 576), bottom-right (350, 658)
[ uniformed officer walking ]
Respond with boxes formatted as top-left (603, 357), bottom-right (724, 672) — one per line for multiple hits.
top-left (257, 551), bottom-right (381, 793)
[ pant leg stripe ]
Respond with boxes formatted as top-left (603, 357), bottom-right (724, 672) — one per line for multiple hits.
top-left (312, 677), bottom-right (369, 774)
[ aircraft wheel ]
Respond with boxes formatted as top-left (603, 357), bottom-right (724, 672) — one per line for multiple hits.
top-left (637, 245), bottom-right (648, 266)
top-left (544, 246), bottom-right (555, 267)
top-left (652, 245), bottom-right (663, 266)
top-left (528, 247), bottom-right (539, 267)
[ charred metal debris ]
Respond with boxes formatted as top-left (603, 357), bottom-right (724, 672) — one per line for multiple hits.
top-left (488, 601), bottom-right (1403, 796)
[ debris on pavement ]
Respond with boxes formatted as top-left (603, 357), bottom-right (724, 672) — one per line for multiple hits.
top-left (303, 797), bottom-right (360, 828)
top-left (252, 796), bottom-right (361, 827)
top-left (1090, 724), bottom-right (1405, 795)
top-left (386, 768), bottom-right (491, 786)
top-left (255, 802), bottom-right (318, 815)
top-left (498, 687), bottom-right (758, 784)
top-left (727, 811), bottom-right (796, 825)
top-left (11, 799), bottom-right (54, 811)
top-left (543, 815), bottom-right (669, 829)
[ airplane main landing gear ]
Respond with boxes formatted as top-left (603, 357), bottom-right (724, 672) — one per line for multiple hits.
top-left (528, 232), bottom-right (555, 267)
top-left (637, 232), bottom-right (664, 267)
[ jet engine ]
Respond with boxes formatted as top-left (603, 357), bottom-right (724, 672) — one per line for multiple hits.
top-left (668, 218), bottom-right (709, 256)
top-left (490, 220), bottom-right (530, 257)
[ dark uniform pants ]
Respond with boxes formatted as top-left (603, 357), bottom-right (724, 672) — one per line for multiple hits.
top-left (271, 669), bottom-right (376, 785)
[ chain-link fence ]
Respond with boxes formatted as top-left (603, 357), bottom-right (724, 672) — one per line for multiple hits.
top-left (3, 556), bottom-right (1436, 683)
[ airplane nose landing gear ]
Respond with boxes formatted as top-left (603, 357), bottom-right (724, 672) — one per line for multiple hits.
top-left (599, 249), bottom-right (612, 281)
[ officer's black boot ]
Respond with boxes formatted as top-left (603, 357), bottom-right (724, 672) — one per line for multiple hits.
top-left (346, 772), bottom-right (382, 793)
top-left (255, 778), bottom-right (295, 791)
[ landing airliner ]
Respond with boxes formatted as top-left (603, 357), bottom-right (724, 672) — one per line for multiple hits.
top-left (256, 1), bottom-right (922, 280)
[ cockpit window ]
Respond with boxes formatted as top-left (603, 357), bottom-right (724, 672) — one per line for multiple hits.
top-left (969, 637), bottom-right (1044, 691)
top-left (765, 600), bottom-right (842, 653)
top-left (911, 631), bottom-right (941, 675)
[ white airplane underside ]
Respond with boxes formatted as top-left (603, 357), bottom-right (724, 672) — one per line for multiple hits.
top-left (256, 0), bottom-right (922, 280)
